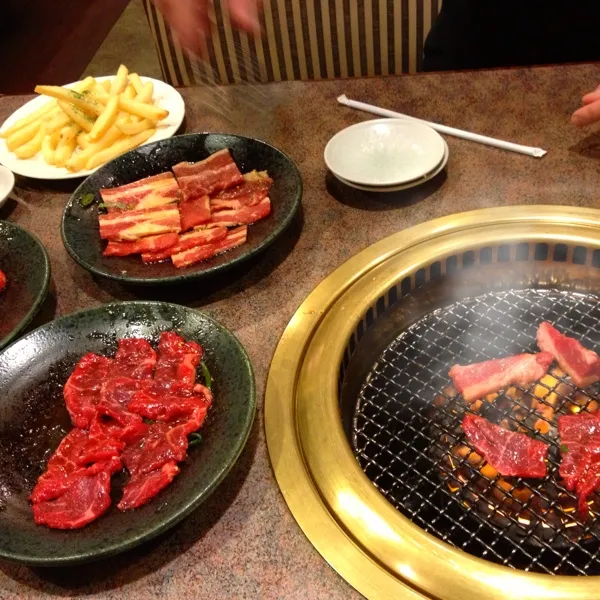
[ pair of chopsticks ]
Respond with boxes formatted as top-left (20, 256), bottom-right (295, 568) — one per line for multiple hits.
top-left (337, 95), bottom-right (547, 158)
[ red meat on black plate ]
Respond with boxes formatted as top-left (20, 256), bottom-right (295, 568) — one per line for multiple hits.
top-left (63, 353), bottom-right (114, 429)
top-left (30, 428), bottom-right (124, 504)
top-left (30, 428), bottom-right (124, 529)
top-left (210, 170), bottom-right (273, 211)
top-left (32, 468), bottom-right (119, 530)
top-left (32, 332), bottom-right (213, 528)
top-left (113, 337), bottom-right (157, 380)
top-left (153, 331), bottom-right (203, 392)
top-left (118, 461), bottom-right (180, 512)
top-left (173, 149), bottom-right (244, 230)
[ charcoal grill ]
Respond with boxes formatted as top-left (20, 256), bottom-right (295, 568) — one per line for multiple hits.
top-left (265, 206), bottom-right (600, 600)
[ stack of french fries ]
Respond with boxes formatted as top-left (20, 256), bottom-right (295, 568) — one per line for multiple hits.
top-left (0, 65), bottom-right (169, 172)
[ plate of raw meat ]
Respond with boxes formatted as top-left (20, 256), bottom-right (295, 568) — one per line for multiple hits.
top-left (0, 301), bottom-right (255, 565)
top-left (61, 133), bottom-right (302, 285)
top-left (0, 221), bottom-right (50, 350)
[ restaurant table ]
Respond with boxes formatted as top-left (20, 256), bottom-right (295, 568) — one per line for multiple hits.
top-left (1, 62), bottom-right (599, 600)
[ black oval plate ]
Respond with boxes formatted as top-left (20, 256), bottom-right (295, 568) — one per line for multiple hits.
top-left (0, 221), bottom-right (50, 350)
top-left (61, 133), bottom-right (302, 285)
top-left (0, 301), bottom-right (255, 565)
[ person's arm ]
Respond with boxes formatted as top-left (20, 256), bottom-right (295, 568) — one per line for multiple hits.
top-left (572, 85), bottom-right (600, 127)
top-left (152, 0), bottom-right (259, 52)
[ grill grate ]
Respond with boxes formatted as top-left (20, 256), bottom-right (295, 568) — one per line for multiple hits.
top-left (353, 288), bottom-right (600, 575)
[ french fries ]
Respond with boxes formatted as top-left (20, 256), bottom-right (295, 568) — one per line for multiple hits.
top-left (6, 121), bottom-right (42, 152)
top-left (86, 129), bottom-right (155, 170)
top-left (44, 111), bottom-right (72, 134)
top-left (110, 64), bottom-right (129, 95)
top-left (77, 132), bottom-right (91, 149)
top-left (57, 101), bottom-right (94, 133)
top-left (42, 131), bottom-right (60, 165)
top-left (2, 66), bottom-right (168, 172)
top-left (129, 73), bottom-right (144, 95)
top-left (34, 86), bottom-right (105, 117)
top-left (136, 82), bottom-right (154, 104)
top-left (0, 104), bottom-right (54, 140)
top-left (123, 84), bottom-right (137, 100)
top-left (0, 76), bottom-right (94, 140)
top-left (54, 124), bottom-right (80, 168)
top-left (65, 125), bottom-right (123, 172)
top-left (117, 118), bottom-right (156, 135)
top-left (14, 125), bottom-right (48, 159)
top-left (117, 96), bottom-right (168, 121)
top-left (89, 96), bottom-right (119, 141)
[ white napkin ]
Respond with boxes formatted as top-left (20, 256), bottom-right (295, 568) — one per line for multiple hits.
top-left (337, 95), bottom-right (547, 158)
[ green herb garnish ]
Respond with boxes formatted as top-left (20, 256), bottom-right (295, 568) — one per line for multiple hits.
top-left (80, 192), bottom-right (95, 207)
top-left (561, 444), bottom-right (569, 453)
top-left (143, 417), bottom-right (156, 425)
top-left (201, 362), bottom-right (212, 390)
top-left (72, 105), bottom-right (94, 122)
top-left (188, 433), bottom-right (203, 448)
top-left (98, 202), bottom-right (129, 210)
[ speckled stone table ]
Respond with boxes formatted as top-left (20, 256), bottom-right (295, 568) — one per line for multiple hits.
top-left (1, 63), bottom-right (600, 600)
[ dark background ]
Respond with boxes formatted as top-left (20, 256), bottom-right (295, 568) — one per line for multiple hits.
top-left (0, 0), bottom-right (129, 94)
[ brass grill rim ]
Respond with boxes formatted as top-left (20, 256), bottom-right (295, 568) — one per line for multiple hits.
top-left (265, 206), bottom-right (600, 600)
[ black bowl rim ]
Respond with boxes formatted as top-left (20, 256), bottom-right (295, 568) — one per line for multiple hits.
top-left (0, 300), bottom-right (256, 566)
top-left (60, 132), bottom-right (303, 286)
top-left (0, 220), bottom-right (51, 351)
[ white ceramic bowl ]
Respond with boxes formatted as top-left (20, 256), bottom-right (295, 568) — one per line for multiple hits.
top-left (324, 118), bottom-right (445, 187)
top-left (0, 165), bottom-right (15, 209)
top-left (332, 139), bottom-right (449, 192)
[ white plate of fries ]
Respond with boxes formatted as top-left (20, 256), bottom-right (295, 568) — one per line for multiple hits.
top-left (0, 66), bottom-right (185, 180)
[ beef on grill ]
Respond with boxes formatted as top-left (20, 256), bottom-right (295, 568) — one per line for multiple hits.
top-left (462, 414), bottom-right (548, 478)
top-left (449, 352), bottom-right (554, 402)
top-left (558, 412), bottom-right (600, 515)
top-left (537, 322), bottom-right (600, 388)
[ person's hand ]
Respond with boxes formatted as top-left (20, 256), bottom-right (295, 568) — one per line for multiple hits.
top-left (572, 85), bottom-right (600, 127)
top-left (153, 0), bottom-right (260, 52)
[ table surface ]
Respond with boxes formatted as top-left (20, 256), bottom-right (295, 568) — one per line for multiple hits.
top-left (1, 63), bottom-right (600, 600)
